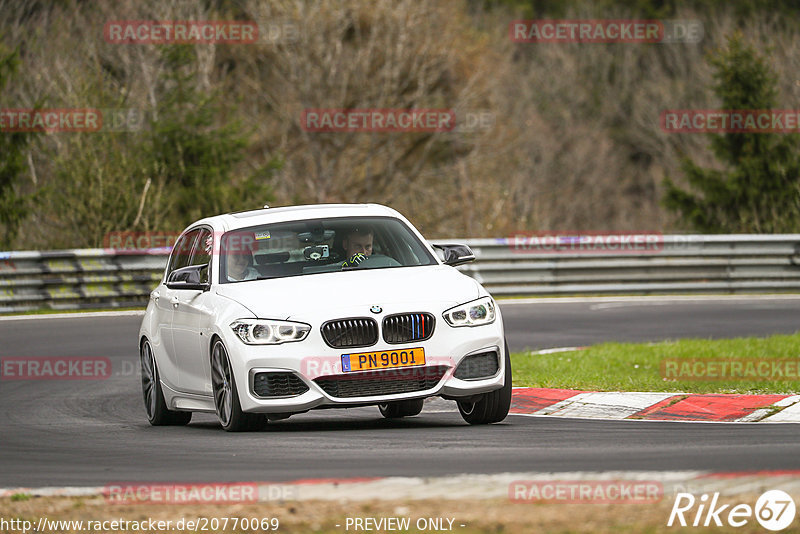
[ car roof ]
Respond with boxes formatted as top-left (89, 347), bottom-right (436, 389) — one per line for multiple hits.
top-left (190, 203), bottom-right (404, 232)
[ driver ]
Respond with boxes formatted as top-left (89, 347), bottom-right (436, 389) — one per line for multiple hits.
top-left (341, 226), bottom-right (373, 268)
top-left (225, 231), bottom-right (259, 282)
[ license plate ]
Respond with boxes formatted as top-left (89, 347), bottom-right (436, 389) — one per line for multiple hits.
top-left (341, 347), bottom-right (426, 373)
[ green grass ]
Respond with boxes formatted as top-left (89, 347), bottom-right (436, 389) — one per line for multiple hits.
top-left (510, 333), bottom-right (800, 394)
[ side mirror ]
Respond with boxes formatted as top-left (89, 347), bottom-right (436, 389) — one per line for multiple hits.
top-left (166, 264), bottom-right (209, 290)
top-left (433, 243), bottom-right (476, 266)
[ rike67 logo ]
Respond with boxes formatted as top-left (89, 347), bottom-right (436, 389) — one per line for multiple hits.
top-left (668, 490), bottom-right (796, 531)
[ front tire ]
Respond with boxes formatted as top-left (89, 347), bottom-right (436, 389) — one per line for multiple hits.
top-left (457, 342), bottom-right (512, 425)
top-left (140, 340), bottom-right (192, 426)
top-left (378, 399), bottom-right (424, 418)
top-left (211, 339), bottom-right (265, 432)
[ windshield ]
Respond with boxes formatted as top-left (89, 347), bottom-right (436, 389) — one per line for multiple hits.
top-left (219, 216), bottom-right (437, 283)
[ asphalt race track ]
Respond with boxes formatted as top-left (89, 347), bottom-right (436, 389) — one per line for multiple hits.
top-left (501, 296), bottom-right (800, 351)
top-left (1, 296), bottom-right (799, 487)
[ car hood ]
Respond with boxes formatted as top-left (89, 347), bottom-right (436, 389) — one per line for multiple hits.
top-left (213, 265), bottom-right (481, 320)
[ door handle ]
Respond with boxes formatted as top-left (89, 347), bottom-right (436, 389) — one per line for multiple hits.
top-left (171, 296), bottom-right (180, 308)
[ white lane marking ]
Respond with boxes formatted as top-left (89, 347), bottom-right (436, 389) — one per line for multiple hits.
top-left (17, 470), bottom-right (800, 501)
top-left (536, 391), bottom-right (675, 419)
top-left (498, 295), bottom-right (800, 305)
top-left (528, 346), bottom-right (587, 355)
top-left (590, 302), bottom-right (677, 310)
top-left (735, 409), bottom-right (773, 422)
top-left (4, 295), bottom-right (797, 320)
top-left (0, 470), bottom-right (707, 501)
top-left (422, 397), bottom-right (457, 413)
top-left (761, 400), bottom-right (800, 423)
top-left (774, 395), bottom-right (800, 407)
top-left (0, 310), bottom-right (145, 321)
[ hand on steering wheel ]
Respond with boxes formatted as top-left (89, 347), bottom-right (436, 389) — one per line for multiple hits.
top-left (341, 252), bottom-right (366, 269)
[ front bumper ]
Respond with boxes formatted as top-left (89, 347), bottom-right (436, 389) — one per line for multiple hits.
top-left (226, 317), bottom-right (506, 414)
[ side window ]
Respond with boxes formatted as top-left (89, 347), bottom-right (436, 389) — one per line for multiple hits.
top-left (189, 229), bottom-right (213, 267)
top-left (166, 229), bottom-right (200, 277)
top-left (189, 229), bottom-right (213, 284)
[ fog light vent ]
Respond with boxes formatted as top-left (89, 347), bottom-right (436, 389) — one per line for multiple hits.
top-left (252, 372), bottom-right (309, 397)
top-left (454, 351), bottom-right (499, 380)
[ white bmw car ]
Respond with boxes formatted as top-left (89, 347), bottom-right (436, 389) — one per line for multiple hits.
top-left (138, 203), bottom-right (511, 431)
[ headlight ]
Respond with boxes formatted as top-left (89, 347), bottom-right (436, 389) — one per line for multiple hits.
top-left (442, 296), bottom-right (496, 327)
top-left (230, 319), bottom-right (311, 345)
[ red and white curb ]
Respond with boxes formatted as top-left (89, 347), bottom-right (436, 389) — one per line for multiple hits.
top-left (508, 388), bottom-right (800, 423)
top-left (423, 388), bottom-right (800, 422)
top-left (4, 470), bottom-right (800, 502)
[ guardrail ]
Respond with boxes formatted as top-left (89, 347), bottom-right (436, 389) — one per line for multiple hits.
top-left (462, 234), bottom-right (800, 295)
top-left (1, 234), bottom-right (799, 313)
top-left (0, 249), bottom-right (168, 314)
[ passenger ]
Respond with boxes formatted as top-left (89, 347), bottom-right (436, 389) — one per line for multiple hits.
top-left (225, 232), bottom-right (259, 281)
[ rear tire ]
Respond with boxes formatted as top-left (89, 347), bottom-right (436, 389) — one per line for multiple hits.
top-left (378, 399), bottom-right (424, 418)
top-left (211, 339), bottom-right (266, 432)
top-left (140, 340), bottom-right (192, 426)
top-left (457, 341), bottom-right (512, 425)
